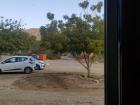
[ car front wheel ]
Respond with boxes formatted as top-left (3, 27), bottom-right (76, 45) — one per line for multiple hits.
top-left (24, 67), bottom-right (32, 74)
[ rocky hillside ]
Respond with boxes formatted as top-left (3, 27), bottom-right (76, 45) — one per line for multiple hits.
top-left (24, 28), bottom-right (41, 40)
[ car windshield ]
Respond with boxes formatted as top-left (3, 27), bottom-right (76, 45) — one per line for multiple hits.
top-left (31, 55), bottom-right (39, 60)
top-left (32, 57), bottom-right (39, 60)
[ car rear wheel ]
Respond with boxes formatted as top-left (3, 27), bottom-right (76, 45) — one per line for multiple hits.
top-left (24, 67), bottom-right (32, 74)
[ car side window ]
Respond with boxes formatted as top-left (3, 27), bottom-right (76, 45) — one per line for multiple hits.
top-left (4, 57), bottom-right (16, 63)
top-left (22, 57), bottom-right (28, 61)
top-left (16, 57), bottom-right (28, 62)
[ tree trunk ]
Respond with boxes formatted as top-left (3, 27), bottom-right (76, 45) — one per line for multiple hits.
top-left (87, 67), bottom-right (91, 78)
top-left (87, 54), bottom-right (91, 78)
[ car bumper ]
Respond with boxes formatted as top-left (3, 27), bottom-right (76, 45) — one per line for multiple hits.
top-left (35, 64), bottom-right (45, 70)
top-left (40, 65), bottom-right (45, 70)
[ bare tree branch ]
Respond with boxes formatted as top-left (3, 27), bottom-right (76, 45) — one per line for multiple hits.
top-left (73, 52), bottom-right (88, 70)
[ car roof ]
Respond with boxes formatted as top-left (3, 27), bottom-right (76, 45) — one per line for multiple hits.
top-left (8, 56), bottom-right (32, 58)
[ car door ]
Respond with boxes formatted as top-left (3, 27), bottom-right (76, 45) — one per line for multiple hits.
top-left (1, 57), bottom-right (17, 72)
top-left (13, 57), bottom-right (28, 72)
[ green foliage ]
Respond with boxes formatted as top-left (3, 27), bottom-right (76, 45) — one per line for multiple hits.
top-left (46, 50), bottom-right (61, 59)
top-left (79, 0), bottom-right (89, 10)
top-left (40, 12), bottom-right (68, 54)
top-left (90, 1), bottom-right (103, 13)
top-left (47, 12), bottom-right (54, 21)
top-left (0, 17), bottom-right (38, 54)
top-left (63, 15), bottom-right (104, 57)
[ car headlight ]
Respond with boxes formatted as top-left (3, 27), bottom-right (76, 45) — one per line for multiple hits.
top-left (41, 63), bottom-right (45, 66)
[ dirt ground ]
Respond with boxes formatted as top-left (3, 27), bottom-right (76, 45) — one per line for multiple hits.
top-left (0, 59), bottom-right (104, 105)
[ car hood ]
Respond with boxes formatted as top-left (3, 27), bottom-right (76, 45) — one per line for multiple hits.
top-left (35, 60), bottom-right (45, 64)
top-left (38, 60), bottom-right (44, 63)
top-left (35, 60), bottom-right (49, 65)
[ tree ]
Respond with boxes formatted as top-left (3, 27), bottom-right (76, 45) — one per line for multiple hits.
top-left (40, 13), bottom-right (67, 54)
top-left (40, 0), bottom-right (104, 76)
top-left (64, 15), bottom-right (95, 77)
top-left (64, 0), bottom-right (104, 77)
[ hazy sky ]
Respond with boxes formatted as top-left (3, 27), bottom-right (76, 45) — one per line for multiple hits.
top-left (0, 0), bottom-right (104, 29)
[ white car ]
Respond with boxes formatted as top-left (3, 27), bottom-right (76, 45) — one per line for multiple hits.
top-left (0, 56), bottom-right (36, 74)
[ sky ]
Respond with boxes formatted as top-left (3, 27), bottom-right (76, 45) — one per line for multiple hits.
top-left (0, 0), bottom-right (104, 29)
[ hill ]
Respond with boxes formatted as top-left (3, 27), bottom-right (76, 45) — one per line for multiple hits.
top-left (24, 28), bottom-right (41, 40)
